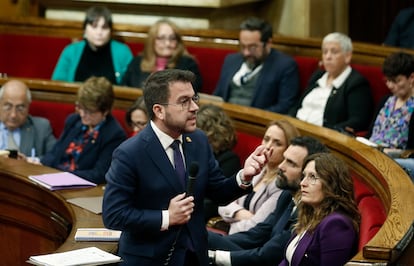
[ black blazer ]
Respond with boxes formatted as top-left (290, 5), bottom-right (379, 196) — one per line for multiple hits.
top-left (122, 54), bottom-right (203, 92)
top-left (289, 68), bottom-right (374, 132)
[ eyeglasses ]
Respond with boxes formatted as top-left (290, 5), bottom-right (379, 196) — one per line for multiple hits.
top-left (239, 42), bottom-right (264, 53)
top-left (131, 121), bottom-right (147, 129)
top-left (1, 103), bottom-right (27, 114)
top-left (158, 95), bottom-right (200, 110)
top-left (75, 102), bottom-right (100, 116)
top-left (156, 35), bottom-right (177, 43)
top-left (301, 173), bottom-right (320, 185)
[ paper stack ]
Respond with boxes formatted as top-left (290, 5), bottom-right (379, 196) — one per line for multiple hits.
top-left (27, 246), bottom-right (121, 266)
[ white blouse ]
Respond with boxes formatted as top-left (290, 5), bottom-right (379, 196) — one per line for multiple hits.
top-left (296, 66), bottom-right (352, 126)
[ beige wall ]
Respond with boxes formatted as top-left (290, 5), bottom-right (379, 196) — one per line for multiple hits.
top-left (265, 0), bottom-right (348, 38)
top-left (2, 0), bottom-right (348, 38)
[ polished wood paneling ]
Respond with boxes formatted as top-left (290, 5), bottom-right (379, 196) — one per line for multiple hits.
top-left (0, 158), bottom-right (116, 265)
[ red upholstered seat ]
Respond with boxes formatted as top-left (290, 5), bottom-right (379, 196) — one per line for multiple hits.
top-left (233, 131), bottom-right (262, 164)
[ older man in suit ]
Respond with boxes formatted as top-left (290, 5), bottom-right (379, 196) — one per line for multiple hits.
top-left (213, 17), bottom-right (299, 114)
top-left (0, 79), bottom-right (56, 159)
top-left (102, 69), bottom-right (269, 266)
top-left (208, 136), bottom-right (329, 266)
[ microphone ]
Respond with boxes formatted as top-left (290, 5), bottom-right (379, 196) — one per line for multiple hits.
top-left (186, 162), bottom-right (199, 196)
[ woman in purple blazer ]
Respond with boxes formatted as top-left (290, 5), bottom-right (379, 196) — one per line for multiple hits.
top-left (279, 153), bottom-right (360, 266)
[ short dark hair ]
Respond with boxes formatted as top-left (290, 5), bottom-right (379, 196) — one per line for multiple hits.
top-left (143, 69), bottom-right (195, 120)
top-left (125, 96), bottom-right (148, 127)
top-left (290, 136), bottom-right (329, 156)
top-left (382, 52), bottom-right (414, 79)
top-left (83, 6), bottom-right (113, 30)
top-left (240, 17), bottom-right (273, 42)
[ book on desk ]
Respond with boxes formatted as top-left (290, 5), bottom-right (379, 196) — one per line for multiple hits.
top-left (75, 228), bottom-right (122, 242)
top-left (29, 172), bottom-right (96, 191)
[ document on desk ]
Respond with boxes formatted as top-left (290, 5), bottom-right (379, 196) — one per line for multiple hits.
top-left (27, 246), bottom-right (122, 266)
top-left (29, 172), bottom-right (96, 191)
top-left (67, 196), bottom-right (103, 214)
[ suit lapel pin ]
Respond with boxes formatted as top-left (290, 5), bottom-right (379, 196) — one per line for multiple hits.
top-left (186, 136), bottom-right (192, 143)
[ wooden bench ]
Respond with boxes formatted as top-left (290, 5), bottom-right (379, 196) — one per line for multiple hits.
top-left (0, 77), bottom-right (412, 265)
top-left (0, 16), bottom-right (409, 111)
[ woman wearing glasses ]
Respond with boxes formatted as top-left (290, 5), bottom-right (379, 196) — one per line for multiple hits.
top-left (122, 19), bottom-right (202, 91)
top-left (125, 96), bottom-right (148, 137)
top-left (39, 77), bottom-right (126, 184)
top-left (279, 153), bottom-right (360, 266)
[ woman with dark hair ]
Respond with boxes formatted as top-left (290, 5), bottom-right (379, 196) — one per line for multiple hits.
top-left (368, 52), bottom-right (414, 151)
top-left (122, 19), bottom-right (202, 91)
top-left (52, 6), bottom-right (133, 84)
top-left (125, 96), bottom-right (148, 137)
top-left (279, 153), bottom-right (360, 266)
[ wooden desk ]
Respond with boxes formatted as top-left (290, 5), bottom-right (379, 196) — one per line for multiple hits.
top-left (0, 157), bottom-right (117, 266)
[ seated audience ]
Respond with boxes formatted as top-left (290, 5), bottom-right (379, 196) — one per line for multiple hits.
top-left (0, 79), bottom-right (56, 159)
top-left (368, 52), bottom-right (414, 152)
top-left (122, 19), bottom-right (202, 91)
top-left (218, 120), bottom-right (300, 234)
top-left (52, 6), bottom-right (133, 85)
top-left (208, 136), bottom-right (329, 266)
top-left (196, 104), bottom-right (241, 221)
top-left (289, 32), bottom-right (373, 134)
top-left (279, 153), bottom-right (360, 266)
top-left (384, 7), bottom-right (414, 49)
top-left (39, 77), bottom-right (126, 184)
top-left (213, 17), bottom-right (299, 114)
top-left (125, 96), bottom-right (148, 137)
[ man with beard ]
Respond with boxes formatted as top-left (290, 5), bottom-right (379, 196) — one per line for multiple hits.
top-left (213, 17), bottom-right (299, 114)
top-left (208, 136), bottom-right (329, 266)
top-left (102, 69), bottom-right (270, 266)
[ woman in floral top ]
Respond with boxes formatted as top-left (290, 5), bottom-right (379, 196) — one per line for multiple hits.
top-left (368, 52), bottom-right (414, 153)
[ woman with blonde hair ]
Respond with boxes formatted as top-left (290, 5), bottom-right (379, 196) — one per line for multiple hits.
top-left (122, 19), bottom-right (202, 91)
top-left (279, 153), bottom-right (360, 266)
top-left (218, 119), bottom-right (300, 234)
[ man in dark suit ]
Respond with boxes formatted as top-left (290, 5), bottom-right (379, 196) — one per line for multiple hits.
top-left (208, 136), bottom-right (329, 266)
top-left (0, 80), bottom-right (56, 159)
top-left (384, 7), bottom-right (414, 49)
top-left (213, 17), bottom-right (299, 114)
top-left (102, 69), bottom-right (269, 266)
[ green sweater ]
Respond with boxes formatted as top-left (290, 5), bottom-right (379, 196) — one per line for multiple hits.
top-left (52, 39), bottom-right (133, 84)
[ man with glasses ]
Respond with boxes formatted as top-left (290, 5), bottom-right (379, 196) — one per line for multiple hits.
top-left (103, 69), bottom-right (270, 266)
top-left (213, 17), bottom-right (300, 114)
top-left (0, 79), bottom-right (56, 159)
top-left (208, 136), bottom-right (329, 266)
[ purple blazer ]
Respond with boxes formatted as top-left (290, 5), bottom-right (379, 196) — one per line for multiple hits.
top-left (279, 212), bottom-right (358, 266)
